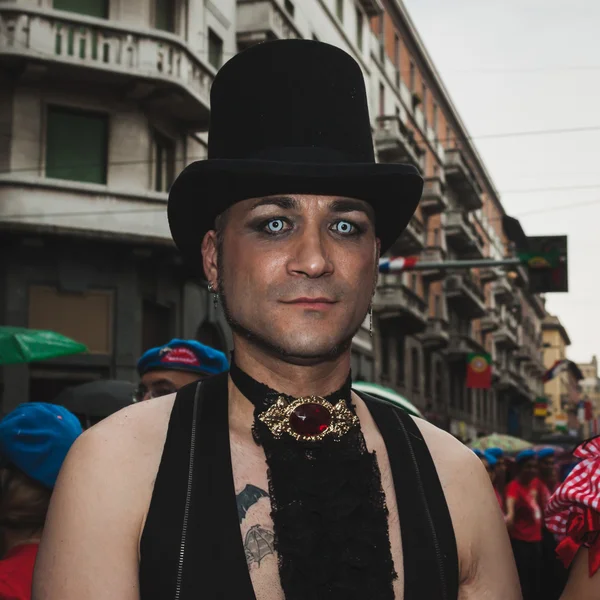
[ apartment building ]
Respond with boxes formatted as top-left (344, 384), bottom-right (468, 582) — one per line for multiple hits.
top-left (0, 0), bottom-right (237, 410)
top-left (578, 356), bottom-right (600, 436)
top-left (1, 0), bottom-right (548, 434)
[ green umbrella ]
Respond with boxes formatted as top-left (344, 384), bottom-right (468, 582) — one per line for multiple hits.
top-left (470, 433), bottom-right (533, 453)
top-left (0, 327), bottom-right (88, 365)
top-left (352, 381), bottom-right (423, 418)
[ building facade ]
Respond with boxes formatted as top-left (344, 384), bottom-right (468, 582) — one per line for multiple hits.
top-left (1, 0), bottom-right (548, 436)
top-left (578, 356), bottom-right (600, 436)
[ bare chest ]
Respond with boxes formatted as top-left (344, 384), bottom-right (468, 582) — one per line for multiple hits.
top-left (230, 426), bottom-right (405, 600)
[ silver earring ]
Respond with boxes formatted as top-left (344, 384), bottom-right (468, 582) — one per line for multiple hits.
top-left (369, 304), bottom-right (373, 338)
top-left (208, 282), bottom-right (219, 309)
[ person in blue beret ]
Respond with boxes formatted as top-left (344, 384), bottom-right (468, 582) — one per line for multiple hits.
top-left (135, 339), bottom-right (229, 402)
top-left (0, 403), bottom-right (81, 600)
top-left (536, 447), bottom-right (558, 494)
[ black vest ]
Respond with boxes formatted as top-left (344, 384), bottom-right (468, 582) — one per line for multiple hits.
top-left (139, 372), bottom-right (459, 599)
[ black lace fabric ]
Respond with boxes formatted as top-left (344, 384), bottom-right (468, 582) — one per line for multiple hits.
top-left (229, 361), bottom-right (396, 600)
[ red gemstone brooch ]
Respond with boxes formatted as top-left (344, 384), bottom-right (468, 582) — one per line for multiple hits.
top-left (258, 396), bottom-right (359, 442)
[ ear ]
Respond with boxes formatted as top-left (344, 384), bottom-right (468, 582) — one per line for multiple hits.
top-left (202, 230), bottom-right (219, 290)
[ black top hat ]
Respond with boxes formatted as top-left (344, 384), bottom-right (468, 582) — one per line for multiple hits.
top-left (168, 39), bottom-right (422, 271)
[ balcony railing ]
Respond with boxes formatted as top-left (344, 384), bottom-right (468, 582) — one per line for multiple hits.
top-left (0, 6), bottom-right (213, 128)
top-left (445, 272), bottom-right (487, 319)
top-left (388, 214), bottom-right (426, 255)
top-left (480, 308), bottom-right (500, 333)
top-left (237, 0), bottom-right (301, 50)
top-left (444, 211), bottom-right (485, 258)
top-left (373, 273), bottom-right (428, 334)
top-left (492, 277), bottom-right (514, 305)
top-left (493, 308), bottom-right (520, 350)
top-left (443, 147), bottom-right (482, 210)
top-left (374, 116), bottom-right (423, 170)
top-left (421, 177), bottom-right (448, 215)
top-left (446, 332), bottom-right (486, 361)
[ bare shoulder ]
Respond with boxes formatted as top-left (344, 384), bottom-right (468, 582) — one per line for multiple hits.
top-left (33, 394), bottom-right (177, 600)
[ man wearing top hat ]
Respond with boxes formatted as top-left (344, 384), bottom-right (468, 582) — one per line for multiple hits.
top-left (34, 40), bottom-right (520, 599)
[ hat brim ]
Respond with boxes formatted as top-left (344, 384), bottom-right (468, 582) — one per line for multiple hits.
top-left (168, 159), bottom-right (423, 278)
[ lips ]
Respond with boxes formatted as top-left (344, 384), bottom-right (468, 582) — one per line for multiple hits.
top-left (286, 297), bottom-right (336, 304)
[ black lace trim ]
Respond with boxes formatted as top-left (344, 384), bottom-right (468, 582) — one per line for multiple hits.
top-left (229, 361), bottom-right (396, 600)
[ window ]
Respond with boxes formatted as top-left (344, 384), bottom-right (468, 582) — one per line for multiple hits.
top-left (422, 83), bottom-right (428, 125)
top-left (53, 0), bottom-right (108, 18)
top-left (379, 82), bottom-right (385, 116)
top-left (29, 285), bottom-right (114, 354)
top-left (153, 131), bottom-right (175, 192)
top-left (356, 7), bottom-right (364, 51)
top-left (409, 60), bottom-right (416, 92)
top-left (142, 300), bottom-right (173, 353)
top-left (154, 0), bottom-right (175, 32)
top-left (394, 33), bottom-right (400, 66)
top-left (208, 28), bottom-right (223, 69)
top-left (46, 106), bottom-right (108, 184)
top-left (396, 336), bottom-right (405, 385)
top-left (284, 0), bottom-right (295, 17)
top-left (411, 347), bottom-right (420, 393)
top-left (336, 0), bottom-right (344, 21)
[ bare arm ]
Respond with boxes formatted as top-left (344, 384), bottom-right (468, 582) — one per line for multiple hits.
top-left (505, 496), bottom-right (516, 529)
top-left (561, 548), bottom-right (600, 600)
top-left (33, 399), bottom-right (171, 599)
top-left (416, 420), bottom-right (522, 600)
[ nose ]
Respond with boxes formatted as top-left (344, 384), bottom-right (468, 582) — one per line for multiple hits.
top-left (287, 223), bottom-right (334, 278)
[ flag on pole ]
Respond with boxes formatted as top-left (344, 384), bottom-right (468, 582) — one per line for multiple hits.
top-left (378, 256), bottom-right (419, 273)
top-left (466, 353), bottom-right (492, 389)
top-left (542, 359), bottom-right (571, 383)
top-left (534, 397), bottom-right (549, 418)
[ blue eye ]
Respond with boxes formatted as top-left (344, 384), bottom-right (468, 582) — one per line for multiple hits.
top-left (333, 220), bottom-right (355, 234)
top-left (266, 219), bottom-right (286, 233)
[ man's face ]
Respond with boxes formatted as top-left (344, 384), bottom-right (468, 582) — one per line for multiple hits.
top-left (519, 458), bottom-right (538, 484)
top-left (203, 194), bottom-right (379, 364)
top-left (539, 456), bottom-right (555, 476)
top-left (137, 369), bottom-right (202, 401)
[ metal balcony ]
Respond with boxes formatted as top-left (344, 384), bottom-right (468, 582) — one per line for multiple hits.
top-left (373, 274), bottom-right (428, 334)
top-left (0, 6), bottom-right (213, 129)
top-left (443, 147), bottom-right (483, 210)
top-left (421, 177), bottom-right (448, 215)
top-left (444, 273), bottom-right (487, 319)
top-left (374, 116), bottom-right (423, 170)
top-left (493, 310), bottom-right (520, 350)
top-left (480, 308), bottom-right (500, 333)
top-left (444, 211), bottom-right (485, 258)
top-left (388, 214), bottom-right (426, 255)
top-left (479, 266), bottom-right (503, 284)
top-left (497, 370), bottom-right (521, 392)
top-left (420, 317), bottom-right (450, 350)
top-left (237, 0), bottom-right (301, 50)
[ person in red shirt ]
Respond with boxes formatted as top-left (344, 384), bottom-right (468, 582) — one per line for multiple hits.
top-left (0, 403), bottom-right (81, 600)
top-left (505, 449), bottom-right (543, 600)
top-left (483, 450), bottom-right (505, 514)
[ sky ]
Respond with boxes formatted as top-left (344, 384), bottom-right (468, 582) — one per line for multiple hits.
top-left (402, 0), bottom-right (600, 363)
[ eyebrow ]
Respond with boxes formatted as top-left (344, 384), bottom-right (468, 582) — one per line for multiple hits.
top-left (250, 195), bottom-right (374, 221)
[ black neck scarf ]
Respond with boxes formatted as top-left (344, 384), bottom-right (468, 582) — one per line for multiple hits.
top-left (229, 360), bottom-right (396, 600)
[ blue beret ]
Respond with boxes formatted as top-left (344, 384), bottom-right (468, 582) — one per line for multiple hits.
top-left (137, 338), bottom-right (229, 377)
top-left (537, 447), bottom-right (555, 459)
top-left (486, 447), bottom-right (504, 459)
top-left (515, 449), bottom-right (536, 463)
top-left (484, 451), bottom-right (498, 467)
top-left (0, 403), bottom-right (82, 488)
top-left (472, 448), bottom-right (484, 458)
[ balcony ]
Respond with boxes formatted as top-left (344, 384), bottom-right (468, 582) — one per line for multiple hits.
top-left (443, 148), bottom-right (482, 210)
top-left (420, 317), bottom-right (450, 350)
top-left (480, 266), bottom-right (503, 284)
top-left (493, 309), bottom-right (520, 350)
top-left (493, 277), bottom-right (514, 305)
top-left (421, 177), bottom-right (449, 215)
top-left (388, 214), bottom-right (426, 255)
top-left (444, 211), bottom-right (485, 258)
top-left (445, 273), bottom-right (487, 319)
top-left (0, 6), bottom-right (213, 129)
top-left (237, 0), bottom-right (301, 50)
top-left (357, 0), bottom-right (384, 16)
top-left (374, 116), bottom-right (423, 170)
top-left (480, 308), bottom-right (500, 333)
top-left (373, 273), bottom-right (428, 334)
top-left (446, 332), bottom-right (485, 362)
top-left (497, 370), bottom-right (521, 393)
